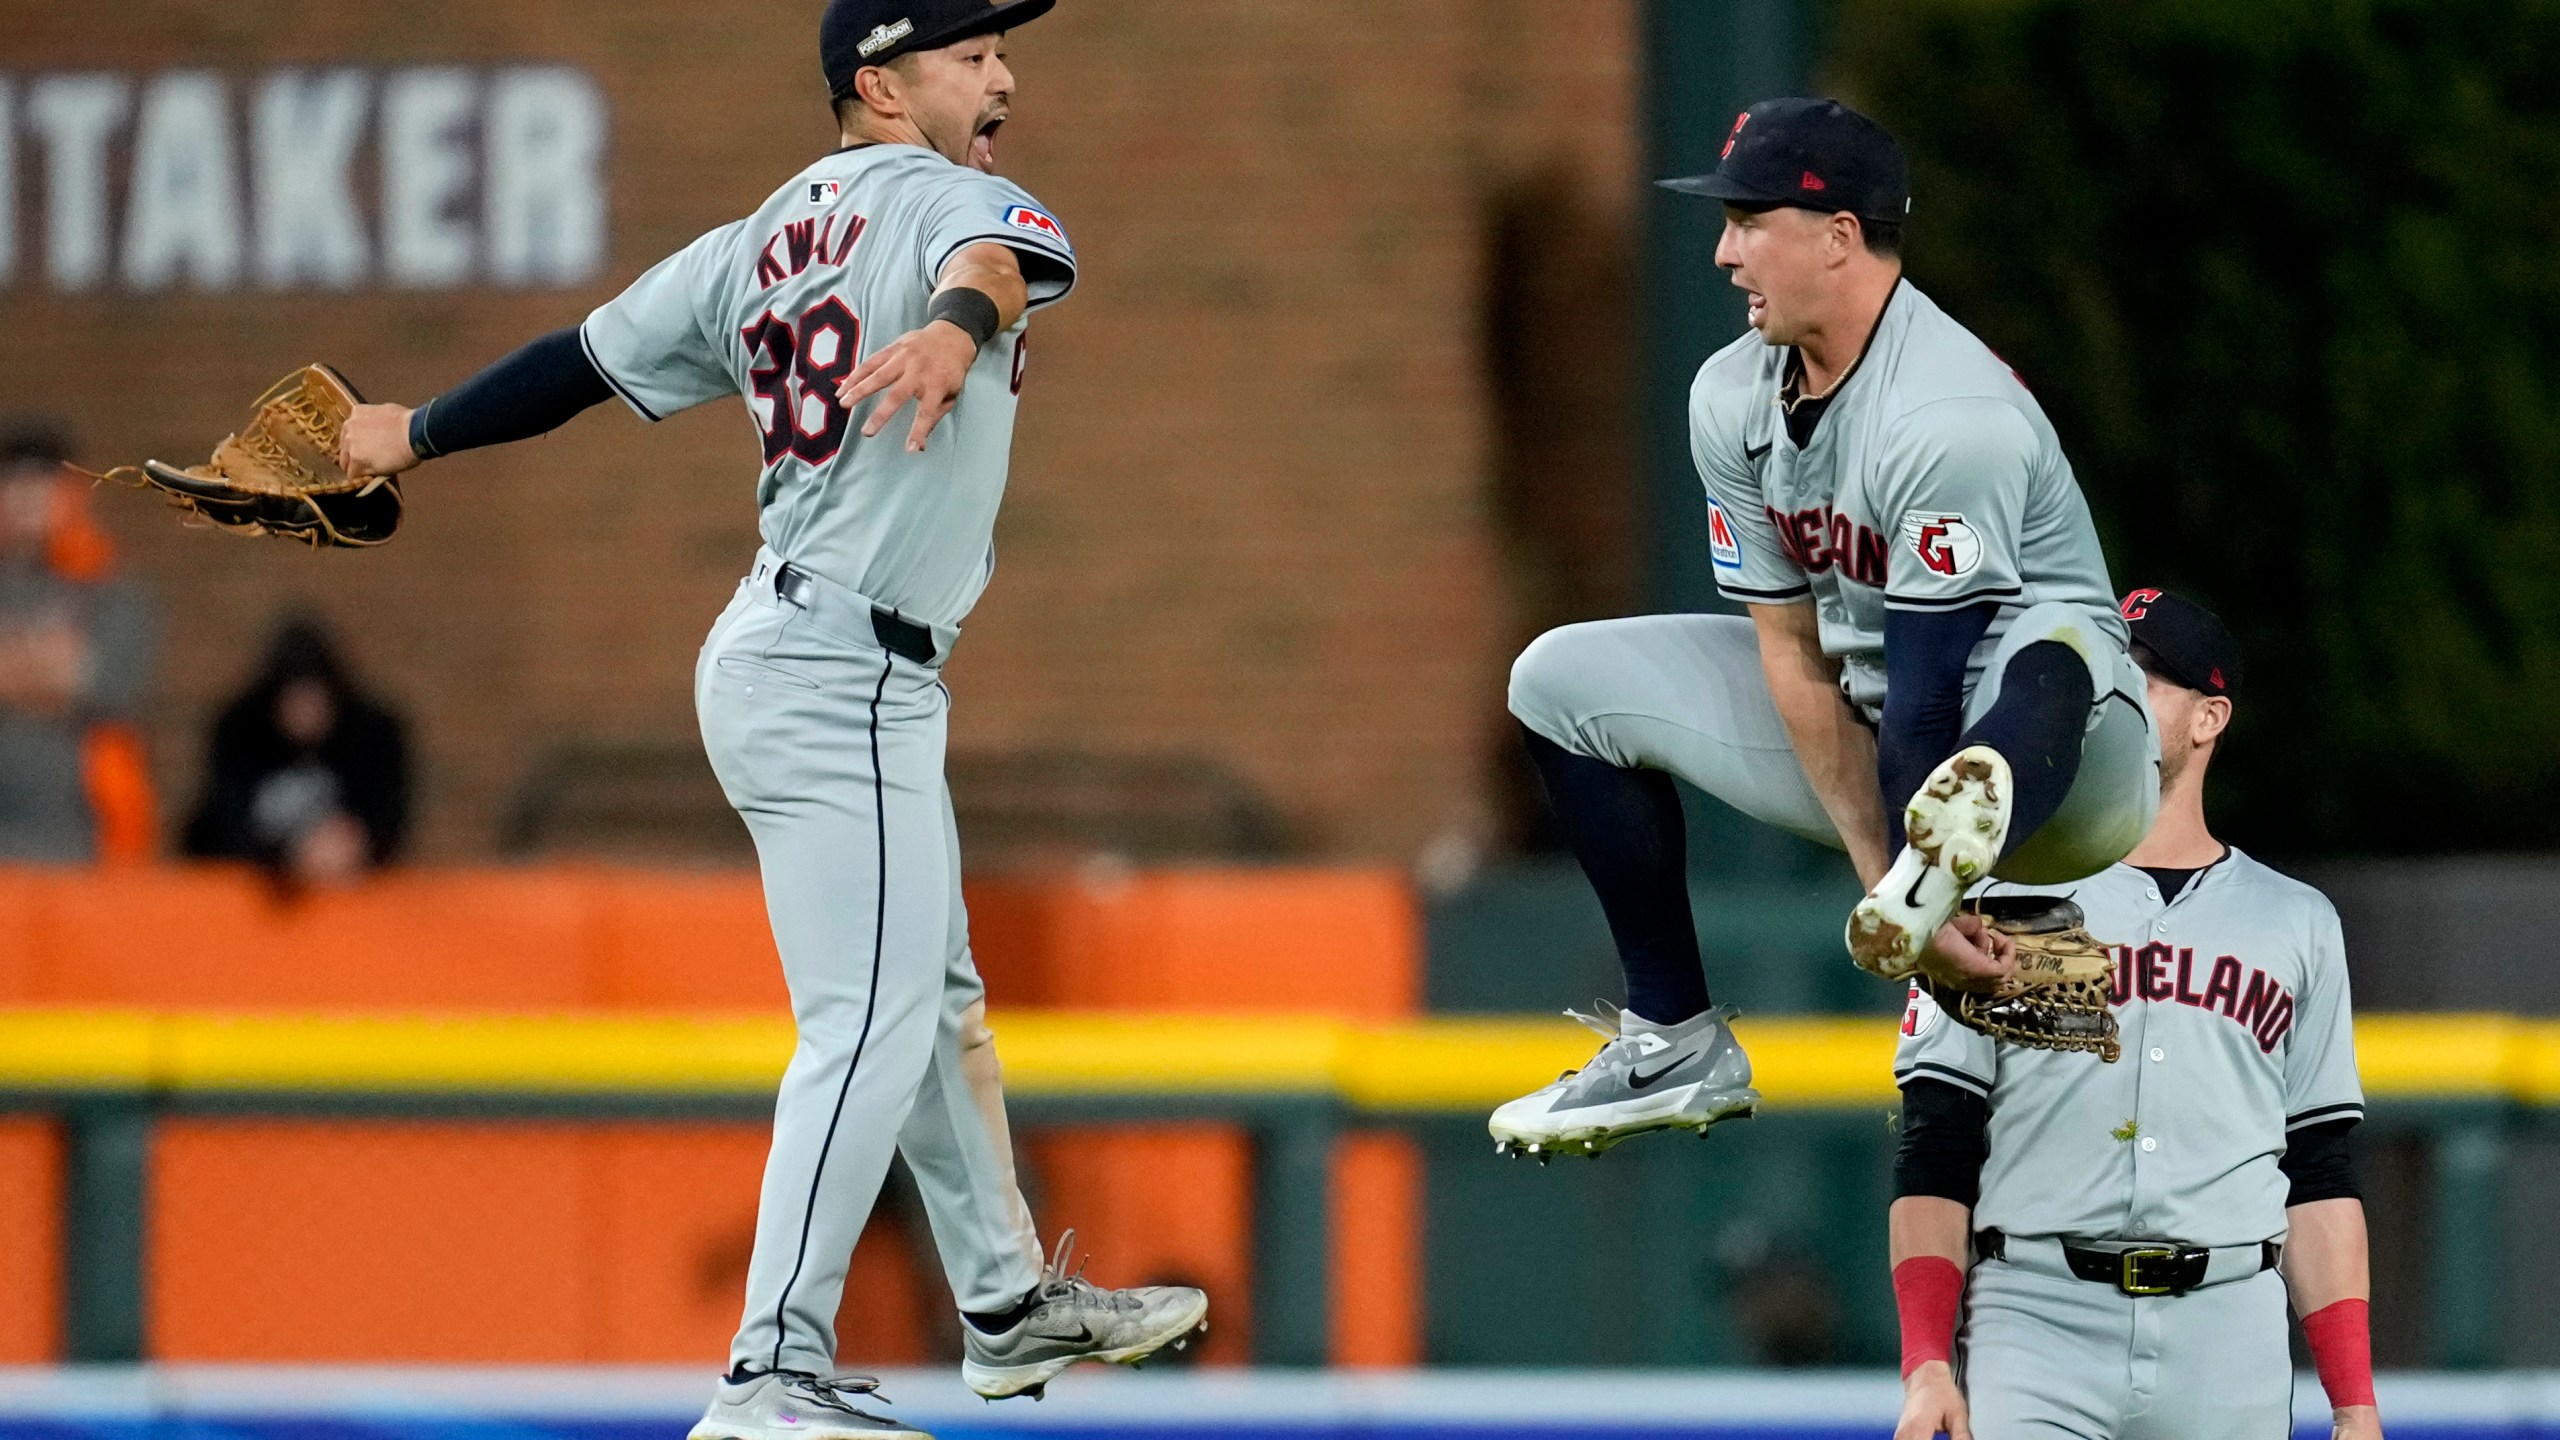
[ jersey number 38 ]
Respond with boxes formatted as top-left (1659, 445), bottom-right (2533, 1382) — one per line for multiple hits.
top-left (742, 298), bottom-right (861, 467)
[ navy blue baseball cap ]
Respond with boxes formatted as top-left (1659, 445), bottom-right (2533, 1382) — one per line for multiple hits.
top-left (2121, 588), bottom-right (2243, 699)
top-left (1658, 97), bottom-right (1911, 223)
top-left (822, 0), bottom-right (1056, 100)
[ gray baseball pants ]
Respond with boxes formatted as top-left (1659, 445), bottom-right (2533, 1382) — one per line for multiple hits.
top-left (696, 552), bottom-right (1044, 1376)
top-left (1961, 1253), bottom-right (2294, 1439)
top-left (1506, 601), bottom-right (2159, 883)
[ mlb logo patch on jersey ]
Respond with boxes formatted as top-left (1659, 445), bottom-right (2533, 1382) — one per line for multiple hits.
top-left (808, 181), bottom-right (842, 206)
top-left (1901, 511), bottom-right (1982, 577)
top-left (1004, 205), bottom-right (1070, 248)
top-left (1902, 981), bottom-right (1941, 1038)
top-left (1706, 497), bottom-right (1743, 570)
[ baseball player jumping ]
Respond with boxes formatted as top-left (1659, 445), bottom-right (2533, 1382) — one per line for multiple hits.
top-left (1891, 590), bottom-right (2380, 1440)
top-left (335, 1), bottom-right (1206, 1433)
top-left (1495, 98), bottom-right (2160, 1159)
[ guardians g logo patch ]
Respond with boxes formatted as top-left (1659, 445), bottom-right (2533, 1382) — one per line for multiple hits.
top-left (1902, 512), bottom-right (1981, 577)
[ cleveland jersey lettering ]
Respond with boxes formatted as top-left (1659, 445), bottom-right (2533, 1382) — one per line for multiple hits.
top-left (1895, 850), bottom-right (2362, 1248)
top-left (1689, 280), bottom-right (2121, 718)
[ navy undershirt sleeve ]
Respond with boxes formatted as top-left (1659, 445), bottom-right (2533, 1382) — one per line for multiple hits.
top-left (1894, 1077), bottom-right (1990, 1205)
top-left (1877, 602), bottom-right (1999, 849)
top-left (408, 327), bottom-right (614, 461)
top-left (2279, 1118), bottom-right (2362, 1205)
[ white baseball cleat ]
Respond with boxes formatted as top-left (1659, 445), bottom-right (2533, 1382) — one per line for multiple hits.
top-left (1846, 743), bottom-right (2013, 980)
top-left (960, 1230), bottom-right (1209, 1400)
top-left (689, 1370), bottom-right (928, 1440)
top-left (1488, 1001), bottom-right (1758, 1161)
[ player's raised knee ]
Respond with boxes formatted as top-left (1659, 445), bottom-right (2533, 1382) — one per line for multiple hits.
top-left (1507, 623), bottom-right (1610, 739)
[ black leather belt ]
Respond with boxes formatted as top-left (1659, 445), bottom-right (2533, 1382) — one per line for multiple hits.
top-left (774, 564), bottom-right (937, 666)
top-left (1977, 1228), bottom-right (2280, 1298)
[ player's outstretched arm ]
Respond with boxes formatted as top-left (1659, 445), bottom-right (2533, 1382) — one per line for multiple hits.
top-left (339, 328), bottom-right (616, 479)
top-left (2284, 1197), bottom-right (2383, 1440)
top-left (1889, 1195), bottom-right (1974, 1440)
top-left (836, 242), bottom-right (1030, 454)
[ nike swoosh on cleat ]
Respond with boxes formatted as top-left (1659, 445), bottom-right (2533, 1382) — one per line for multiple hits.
top-left (1627, 1053), bottom-right (1699, 1089)
top-left (1903, 871), bottom-right (1930, 908)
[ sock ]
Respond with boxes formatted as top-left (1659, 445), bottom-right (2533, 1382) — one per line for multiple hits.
top-left (963, 1284), bottom-right (1043, 1335)
top-left (1956, 640), bottom-right (2094, 857)
top-left (1521, 725), bottom-right (1711, 1025)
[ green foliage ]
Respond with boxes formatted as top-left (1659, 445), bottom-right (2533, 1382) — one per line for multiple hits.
top-left (1826, 0), bottom-right (2560, 852)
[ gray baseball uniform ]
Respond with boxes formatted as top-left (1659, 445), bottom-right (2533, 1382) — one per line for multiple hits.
top-left (1895, 850), bottom-right (2364, 1439)
top-left (582, 141), bottom-right (1076, 1375)
top-left (1510, 279), bottom-right (2157, 882)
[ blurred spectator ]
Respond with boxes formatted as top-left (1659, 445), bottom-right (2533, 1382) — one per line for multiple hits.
top-left (183, 618), bottom-right (412, 887)
top-left (0, 421), bottom-right (156, 862)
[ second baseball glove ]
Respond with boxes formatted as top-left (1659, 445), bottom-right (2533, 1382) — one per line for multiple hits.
top-left (1925, 895), bottom-right (2121, 1061)
top-left (95, 364), bottom-right (401, 547)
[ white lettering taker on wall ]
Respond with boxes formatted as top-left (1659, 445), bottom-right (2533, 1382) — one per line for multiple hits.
top-left (0, 64), bottom-right (609, 293)
top-left (485, 67), bottom-right (606, 288)
top-left (381, 68), bottom-right (478, 289)
top-left (26, 74), bottom-right (129, 291)
top-left (125, 71), bottom-right (245, 290)
top-left (253, 70), bottom-right (370, 289)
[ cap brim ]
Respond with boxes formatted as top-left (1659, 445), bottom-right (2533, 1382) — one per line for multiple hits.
top-left (912, 0), bottom-right (1057, 53)
top-left (1655, 172), bottom-right (1789, 205)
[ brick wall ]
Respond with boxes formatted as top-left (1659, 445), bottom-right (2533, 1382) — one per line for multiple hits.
top-left (0, 0), bottom-right (1638, 862)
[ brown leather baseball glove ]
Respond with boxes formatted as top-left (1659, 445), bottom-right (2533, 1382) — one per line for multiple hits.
top-left (94, 364), bottom-right (401, 547)
top-left (1924, 895), bottom-right (2122, 1061)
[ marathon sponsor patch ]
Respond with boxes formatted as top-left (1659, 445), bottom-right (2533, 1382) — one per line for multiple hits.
top-left (1706, 497), bottom-right (1743, 570)
top-left (1901, 511), bottom-right (1982, 578)
top-left (1902, 981), bottom-right (1941, 1038)
top-left (1004, 205), bottom-right (1070, 248)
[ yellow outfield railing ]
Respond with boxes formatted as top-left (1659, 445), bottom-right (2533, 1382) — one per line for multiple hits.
top-left (0, 1008), bottom-right (2555, 1108)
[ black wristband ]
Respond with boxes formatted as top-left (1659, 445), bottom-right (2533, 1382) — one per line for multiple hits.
top-left (926, 286), bottom-right (1002, 348)
top-left (407, 400), bottom-right (443, 461)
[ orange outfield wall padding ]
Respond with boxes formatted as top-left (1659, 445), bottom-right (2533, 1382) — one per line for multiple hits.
top-left (0, 1120), bottom-right (60, 1361)
top-left (29, 869), bottom-right (601, 1008)
top-left (589, 872), bottom-right (786, 1010)
top-left (149, 1119), bottom-right (936, 1364)
top-left (1329, 1130), bottom-right (1421, 1367)
top-left (0, 862), bottom-right (1421, 1365)
top-left (0, 869), bottom-right (43, 1003)
top-left (961, 868), bottom-right (1420, 1015)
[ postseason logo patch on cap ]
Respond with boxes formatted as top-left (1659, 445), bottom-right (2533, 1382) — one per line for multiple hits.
top-left (1706, 497), bottom-right (1743, 570)
top-left (857, 17), bottom-right (914, 56)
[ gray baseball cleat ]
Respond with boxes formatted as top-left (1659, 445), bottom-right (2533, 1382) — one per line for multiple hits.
top-left (961, 1230), bottom-right (1211, 1400)
top-left (1847, 743), bottom-right (2014, 980)
top-left (689, 1370), bottom-right (928, 1440)
top-left (1488, 1001), bottom-right (1759, 1160)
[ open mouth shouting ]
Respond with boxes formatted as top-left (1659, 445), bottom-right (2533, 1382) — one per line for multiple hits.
top-left (969, 111), bottom-right (1006, 171)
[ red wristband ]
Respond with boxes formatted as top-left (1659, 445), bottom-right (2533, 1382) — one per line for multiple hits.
top-left (1893, 1256), bottom-right (1964, 1377)
top-left (2302, 1298), bottom-right (2376, 1409)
